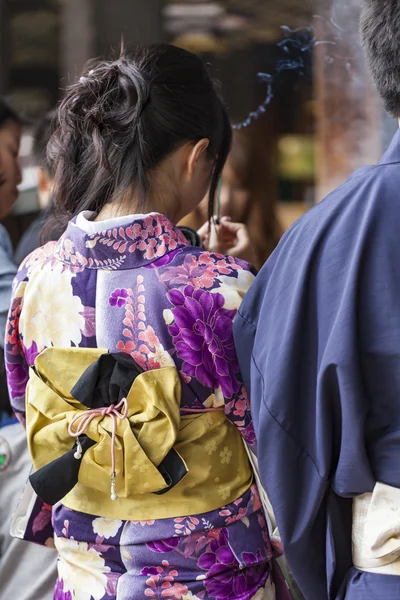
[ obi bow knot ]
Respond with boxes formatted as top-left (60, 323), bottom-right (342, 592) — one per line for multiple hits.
top-left (27, 347), bottom-right (187, 506)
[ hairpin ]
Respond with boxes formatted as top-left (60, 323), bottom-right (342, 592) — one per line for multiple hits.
top-left (215, 177), bottom-right (222, 224)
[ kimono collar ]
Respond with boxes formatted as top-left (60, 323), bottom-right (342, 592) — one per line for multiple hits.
top-left (55, 211), bottom-right (191, 270)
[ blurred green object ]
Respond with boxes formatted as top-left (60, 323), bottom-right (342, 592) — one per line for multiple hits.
top-left (278, 134), bottom-right (315, 181)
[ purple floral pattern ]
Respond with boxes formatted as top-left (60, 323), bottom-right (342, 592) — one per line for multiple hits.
top-left (56, 214), bottom-right (190, 269)
top-left (4, 212), bottom-right (285, 600)
top-left (6, 360), bottom-right (28, 400)
top-left (198, 529), bottom-right (269, 599)
top-left (143, 247), bottom-right (182, 269)
top-left (109, 288), bottom-right (129, 308)
top-left (168, 286), bottom-right (240, 398)
top-left (54, 579), bottom-right (73, 600)
top-left (146, 536), bottom-right (180, 553)
top-left (158, 251), bottom-right (242, 290)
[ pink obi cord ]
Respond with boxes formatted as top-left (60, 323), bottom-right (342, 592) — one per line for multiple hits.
top-left (68, 397), bottom-right (128, 500)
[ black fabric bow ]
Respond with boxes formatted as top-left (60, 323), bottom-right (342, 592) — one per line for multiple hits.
top-left (71, 352), bottom-right (144, 409)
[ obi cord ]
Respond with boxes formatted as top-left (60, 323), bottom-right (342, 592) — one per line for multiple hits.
top-left (68, 396), bottom-right (129, 500)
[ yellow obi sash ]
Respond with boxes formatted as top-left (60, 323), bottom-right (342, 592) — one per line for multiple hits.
top-left (26, 347), bottom-right (253, 520)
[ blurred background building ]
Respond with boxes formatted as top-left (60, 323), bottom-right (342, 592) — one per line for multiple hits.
top-left (0, 0), bottom-right (397, 253)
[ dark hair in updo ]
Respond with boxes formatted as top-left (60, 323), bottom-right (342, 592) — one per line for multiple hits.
top-left (47, 44), bottom-right (232, 233)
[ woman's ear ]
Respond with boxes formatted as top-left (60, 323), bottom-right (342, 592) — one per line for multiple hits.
top-left (187, 138), bottom-right (210, 177)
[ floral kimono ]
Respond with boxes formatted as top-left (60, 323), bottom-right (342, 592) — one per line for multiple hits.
top-left (5, 212), bottom-right (290, 600)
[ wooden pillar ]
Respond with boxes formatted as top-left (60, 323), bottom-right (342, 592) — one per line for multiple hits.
top-left (60, 0), bottom-right (95, 84)
top-left (314, 0), bottom-right (381, 201)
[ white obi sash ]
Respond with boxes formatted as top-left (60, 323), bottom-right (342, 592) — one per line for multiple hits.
top-left (353, 482), bottom-right (400, 575)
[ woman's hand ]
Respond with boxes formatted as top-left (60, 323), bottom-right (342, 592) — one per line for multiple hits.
top-left (197, 216), bottom-right (257, 264)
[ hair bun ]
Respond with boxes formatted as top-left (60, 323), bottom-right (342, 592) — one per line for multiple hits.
top-left (63, 58), bottom-right (151, 136)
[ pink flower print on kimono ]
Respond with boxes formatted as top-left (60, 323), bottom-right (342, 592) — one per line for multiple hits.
top-left (142, 560), bottom-right (189, 599)
top-left (167, 286), bottom-right (240, 398)
top-left (158, 252), bottom-right (240, 290)
top-left (114, 276), bottom-right (174, 371)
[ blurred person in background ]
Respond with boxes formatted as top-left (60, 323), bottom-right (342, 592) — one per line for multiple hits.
top-left (180, 127), bottom-right (282, 270)
top-left (0, 100), bottom-right (20, 351)
top-left (0, 98), bottom-right (57, 600)
top-left (15, 110), bottom-right (57, 264)
top-left (5, 45), bottom-right (291, 599)
top-left (0, 100), bottom-right (21, 417)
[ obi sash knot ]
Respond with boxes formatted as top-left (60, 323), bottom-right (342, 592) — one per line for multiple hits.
top-left (26, 347), bottom-right (253, 520)
top-left (28, 348), bottom-right (187, 505)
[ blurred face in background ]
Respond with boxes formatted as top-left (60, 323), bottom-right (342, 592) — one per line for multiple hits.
top-left (0, 120), bottom-right (22, 218)
top-left (218, 161), bottom-right (251, 222)
top-left (195, 159), bottom-right (251, 222)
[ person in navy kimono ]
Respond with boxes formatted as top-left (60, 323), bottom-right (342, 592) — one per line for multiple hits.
top-left (234, 2), bottom-right (400, 599)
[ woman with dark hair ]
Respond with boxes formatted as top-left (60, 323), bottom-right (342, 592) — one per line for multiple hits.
top-left (5, 46), bottom-right (290, 599)
top-left (0, 98), bottom-right (57, 600)
top-left (181, 128), bottom-right (282, 270)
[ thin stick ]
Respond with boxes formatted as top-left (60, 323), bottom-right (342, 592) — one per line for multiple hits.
top-left (215, 177), bottom-right (222, 224)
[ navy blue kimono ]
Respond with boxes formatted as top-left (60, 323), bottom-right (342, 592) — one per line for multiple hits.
top-left (234, 129), bottom-right (400, 599)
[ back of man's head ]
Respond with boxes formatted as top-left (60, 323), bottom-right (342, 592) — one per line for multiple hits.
top-left (361, 0), bottom-right (400, 117)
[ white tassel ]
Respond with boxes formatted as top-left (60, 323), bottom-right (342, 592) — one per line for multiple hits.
top-left (73, 439), bottom-right (82, 460)
top-left (110, 472), bottom-right (118, 501)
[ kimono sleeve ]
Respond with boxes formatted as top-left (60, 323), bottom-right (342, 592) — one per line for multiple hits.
top-left (5, 269), bottom-right (56, 548)
top-left (213, 259), bottom-right (258, 450)
top-left (5, 272), bottom-right (29, 425)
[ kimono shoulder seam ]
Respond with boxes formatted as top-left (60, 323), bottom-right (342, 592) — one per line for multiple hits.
top-left (251, 354), bottom-right (329, 483)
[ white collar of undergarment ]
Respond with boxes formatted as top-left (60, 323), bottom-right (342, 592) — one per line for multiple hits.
top-left (75, 211), bottom-right (160, 234)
